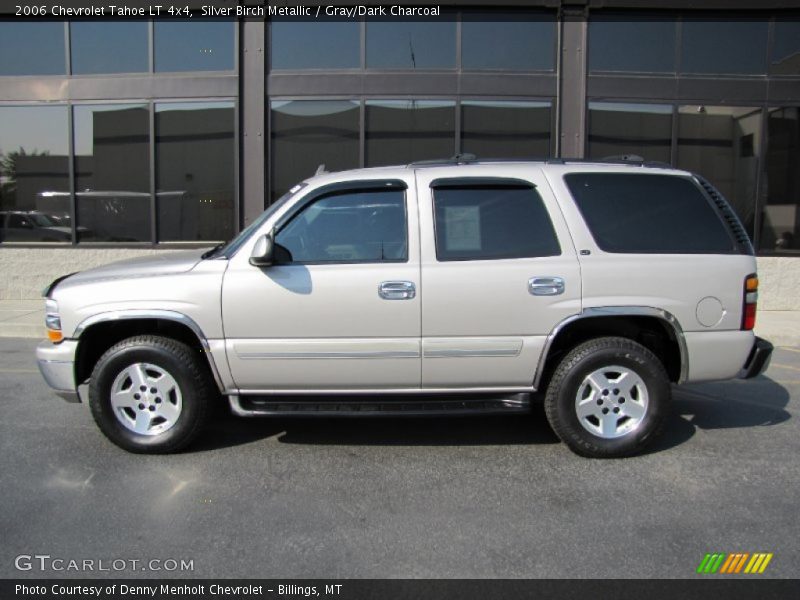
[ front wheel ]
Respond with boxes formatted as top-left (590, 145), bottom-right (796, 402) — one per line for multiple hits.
top-left (89, 335), bottom-right (213, 453)
top-left (544, 337), bottom-right (671, 458)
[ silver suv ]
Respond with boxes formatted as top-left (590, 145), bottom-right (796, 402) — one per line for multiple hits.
top-left (36, 158), bottom-right (773, 457)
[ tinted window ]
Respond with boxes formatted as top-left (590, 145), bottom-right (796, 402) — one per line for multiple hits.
top-left (70, 21), bottom-right (148, 74)
top-left (365, 100), bottom-right (455, 166)
top-left (73, 104), bottom-right (150, 242)
top-left (564, 173), bottom-right (733, 254)
top-left (155, 102), bottom-right (235, 242)
top-left (433, 184), bottom-right (560, 261)
top-left (270, 20), bottom-right (359, 69)
top-left (0, 22), bottom-right (65, 76)
top-left (155, 21), bottom-right (235, 72)
top-left (461, 101), bottom-right (551, 158)
top-left (276, 190), bottom-right (407, 263)
top-left (367, 20), bottom-right (455, 69)
top-left (271, 100), bottom-right (360, 201)
top-left (0, 106), bottom-right (70, 243)
top-left (760, 107), bottom-right (800, 253)
top-left (677, 105), bottom-right (761, 240)
top-left (588, 15), bottom-right (676, 73)
top-left (680, 20), bottom-right (768, 75)
top-left (771, 21), bottom-right (800, 75)
top-left (588, 102), bottom-right (672, 163)
top-left (462, 12), bottom-right (555, 71)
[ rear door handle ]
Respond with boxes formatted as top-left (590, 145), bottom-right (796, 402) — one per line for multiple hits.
top-left (528, 277), bottom-right (565, 296)
top-left (379, 281), bottom-right (416, 300)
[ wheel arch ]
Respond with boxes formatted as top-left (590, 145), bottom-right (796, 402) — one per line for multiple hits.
top-left (73, 310), bottom-right (225, 393)
top-left (534, 307), bottom-right (688, 391)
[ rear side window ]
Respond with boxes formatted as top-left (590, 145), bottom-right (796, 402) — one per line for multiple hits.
top-left (432, 182), bottom-right (561, 261)
top-left (564, 173), bottom-right (734, 254)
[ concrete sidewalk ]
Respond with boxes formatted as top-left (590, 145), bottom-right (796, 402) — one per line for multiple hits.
top-left (2, 298), bottom-right (798, 346)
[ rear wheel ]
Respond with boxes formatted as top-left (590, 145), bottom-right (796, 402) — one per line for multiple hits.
top-left (544, 336), bottom-right (670, 458)
top-left (89, 335), bottom-right (212, 453)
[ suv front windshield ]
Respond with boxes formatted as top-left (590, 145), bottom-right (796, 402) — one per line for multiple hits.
top-left (203, 183), bottom-right (307, 259)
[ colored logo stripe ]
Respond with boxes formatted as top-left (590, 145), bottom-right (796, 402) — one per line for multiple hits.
top-left (697, 552), bottom-right (773, 574)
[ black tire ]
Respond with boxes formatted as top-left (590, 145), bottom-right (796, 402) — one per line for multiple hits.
top-left (544, 336), bottom-right (670, 458)
top-left (88, 335), bottom-right (213, 454)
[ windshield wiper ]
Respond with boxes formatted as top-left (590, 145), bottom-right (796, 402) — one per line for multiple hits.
top-left (201, 242), bottom-right (227, 259)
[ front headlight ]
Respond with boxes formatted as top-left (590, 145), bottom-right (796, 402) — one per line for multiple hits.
top-left (45, 299), bottom-right (63, 343)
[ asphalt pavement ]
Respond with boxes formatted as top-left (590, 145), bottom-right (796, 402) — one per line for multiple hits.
top-left (1, 338), bottom-right (798, 579)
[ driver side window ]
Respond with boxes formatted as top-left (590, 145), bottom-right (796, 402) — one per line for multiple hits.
top-left (275, 189), bottom-right (407, 263)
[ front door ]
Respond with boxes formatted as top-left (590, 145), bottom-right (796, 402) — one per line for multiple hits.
top-left (222, 180), bottom-right (421, 391)
top-left (415, 166), bottom-right (582, 389)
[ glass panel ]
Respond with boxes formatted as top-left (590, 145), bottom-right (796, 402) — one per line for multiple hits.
top-left (588, 14), bottom-right (676, 73)
top-left (564, 173), bottom-right (733, 254)
top-left (270, 20), bottom-right (359, 69)
top-left (677, 105), bottom-right (761, 240)
top-left (461, 101), bottom-right (551, 158)
top-left (433, 184), bottom-right (560, 261)
top-left (271, 100), bottom-right (360, 201)
top-left (0, 106), bottom-right (70, 243)
top-left (462, 12), bottom-right (555, 71)
top-left (70, 21), bottom-right (148, 75)
top-left (73, 104), bottom-right (150, 242)
top-left (0, 22), bottom-right (65, 76)
top-left (760, 107), bottom-right (800, 253)
top-left (587, 102), bottom-right (672, 163)
top-left (155, 102), bottom-right (235, 242)
top-left (366, 20), bottom-right (455, 69)
top-left (680, 19), bottom-right (768, 75)
top-left (154, 21), bottom-right (235, 72)
top-left (276, 190), bottom-right (407, 263)
top-left (365, 100), bottom-right (455, 167)
top-left (771, 21), bottom-right (800, 75)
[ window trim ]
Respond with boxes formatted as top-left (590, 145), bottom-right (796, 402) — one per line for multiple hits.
top-left (273, 179), bottom-right (410, 265)
top-left (430, 177), bottom-right (562, 262)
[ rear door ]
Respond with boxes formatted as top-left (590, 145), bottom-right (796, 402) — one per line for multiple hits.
top-left (415, 166), bottom-right (582, 389)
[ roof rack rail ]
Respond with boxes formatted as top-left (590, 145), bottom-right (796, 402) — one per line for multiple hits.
top-left (408, 153), bottom-right (477, 167)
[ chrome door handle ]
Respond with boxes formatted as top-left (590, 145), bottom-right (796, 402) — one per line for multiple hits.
top-left (379, 281), bottom-right (416, 300)
top-left (528, 277), bottom-right (565, 296)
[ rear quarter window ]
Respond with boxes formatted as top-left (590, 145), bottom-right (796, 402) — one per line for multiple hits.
top-left (564, 173), bottom-right (734, 254)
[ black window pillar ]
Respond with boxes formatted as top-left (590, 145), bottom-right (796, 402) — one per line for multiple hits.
top-left (559, 7), bottom-right (588, 158)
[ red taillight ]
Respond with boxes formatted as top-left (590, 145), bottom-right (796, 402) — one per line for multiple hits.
top-left (742, 274), bottom-right (758, 330)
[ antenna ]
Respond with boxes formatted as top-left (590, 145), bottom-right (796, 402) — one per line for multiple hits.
top-left (314, 164), bottom-right (327, 176)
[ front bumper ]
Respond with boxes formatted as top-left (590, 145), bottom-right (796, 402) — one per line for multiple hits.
top-left (739, 336), bottom-right (774, 379)
top-left (36, 340), bottom-right (80, 401)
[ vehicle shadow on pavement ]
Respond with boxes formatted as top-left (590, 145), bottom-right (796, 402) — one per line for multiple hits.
top-left (193, 407), bottom-right (560, 451)
top-left (643, 375), bottom-right (791, 455)
top-left (192, 376), bottom-right (790, 454)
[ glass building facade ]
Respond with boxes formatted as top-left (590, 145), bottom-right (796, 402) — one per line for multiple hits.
top-left (1, 5), bottom-right (799, 256)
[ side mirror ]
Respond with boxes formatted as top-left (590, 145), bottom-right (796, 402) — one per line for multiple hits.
top-left (249, 231), bottom-right (274, 267)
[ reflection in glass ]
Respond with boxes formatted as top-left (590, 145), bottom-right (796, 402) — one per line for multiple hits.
top-left (155, 21), bottom-right (235, 72)
top-left (461, 12), bottom-right (555, 71)
top-left (366, 21), bottom-right (456, 69)
top-left (771, 21), bottom-right (800, 75)
top-left (271, 100), bottom-right (359, 201)
top-left (0, 22), bottom-right (65, 76)
top-left (0, 106), bottom-right (70, 243)
top-left (270, 20), bottom-right (360, 69)
top-left (461, 101), bottom-right (551, 158)
top-left (156, 102), bottom-right (235, 241)
top-left (365, 100), bottom-right (455, 167)
top-left (680, 20), bottom-right (768, 75)
top-left (70, 21), bottom-right (148, 74)
top-left (588, 15), bottom-right (676, 73)
top-left (587, 102), bottom-right (672, 163)
top-left (73, 104), bottom-right (150, 242)
top-left (760, 108), bottom-right (800, 253)
top-left (677, 105), bottom-right (761, 240)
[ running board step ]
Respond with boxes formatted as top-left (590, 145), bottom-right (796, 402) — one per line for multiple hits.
top-left (229, 393), bottom-right (532, 417)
